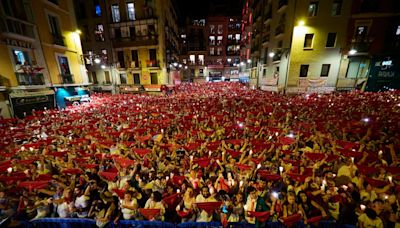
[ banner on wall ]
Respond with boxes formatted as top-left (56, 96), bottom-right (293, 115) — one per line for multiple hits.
top-left (298, 78), bottom-right (327, 87)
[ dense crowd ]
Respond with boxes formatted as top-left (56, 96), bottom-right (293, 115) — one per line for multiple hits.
top-left (0, 82), bottom-right (400, 227)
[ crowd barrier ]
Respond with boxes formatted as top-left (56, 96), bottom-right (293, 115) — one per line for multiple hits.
top-left (20, 218), bottom-right (357, 228)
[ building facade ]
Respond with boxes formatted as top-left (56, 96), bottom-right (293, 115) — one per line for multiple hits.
top-left (337, 0), bottom-right (400, 91)
top-left (75, 0), bottom-right (180, 93)
top-left (0, 0), bottom-right (88, 118)
top-left (179, 18), bottom-right (207, 83)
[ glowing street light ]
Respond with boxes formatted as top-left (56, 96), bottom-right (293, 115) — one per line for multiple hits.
top-left (101, 65), bottom-right (106, 69)
top-left (94, 58), bottom-right (101, 64)
top-left (247, 59), bottom-right (252, 63)
top-left (298, 20), bottom-right (305, 26)
top-left (269, 52), bottom-right (275, 58)
top-left (349, 49), bottom-right (357, 55)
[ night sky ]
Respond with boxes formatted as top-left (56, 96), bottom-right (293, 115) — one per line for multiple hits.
top-left (176, 0), bottom-right (242, 23)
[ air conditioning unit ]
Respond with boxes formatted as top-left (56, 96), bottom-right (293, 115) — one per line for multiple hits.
top-left (131, 61), bottom-right (136, 68)
top-left (116, 62), bottom-right (121, 68)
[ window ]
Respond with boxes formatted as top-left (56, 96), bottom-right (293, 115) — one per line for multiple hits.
top-left (149, 49), bottom-right (157, 61)
top-left (131, 50), bottom-right (139, 68)
top-left (121, 26), bottom-right (129, 37)
top-left (218, 25), bottom-right (223, 34)
top-left (198, 55), bottom-right (204, 65)
top-left (189, 55), bottom-right (195, 64)
top-left (57, 55), bottom-right (73, 83)
top-left (117, 51), bottom-right (125, 68)
top-left (48, 14), bottom-right (61, 37)
top-left (355, 26), bottom-right (367, 39)
top-left (101, 49), bottom-right (107, 60)
top-left (217, 36), bottom-right (223, 45)
top-left (210, 25), bottom-right (215, 34)
top-left (120, 73), bottom-right (127, 84)
top-left (150, 73), bottom-right (158, 84)
top-left (209, 36), bottom-right (215, 45)
top-left (217, 47), bottom-right (222, 55)
top-left (111, 4), bottom-right (120, 22)
top-left (133, 73), bottom-right (140, 84)
top-left (320, 64), bottom-right (330, 76)
top-left (13, 49), bottom-right (31, 66)
top-left (94, 0), bottom-right (101, 16)
top-left (332, 0), bottom-right (342, 16)
top-left (127, 2), bottom-right (135, 20)
top-left (308, 2), bottom-right (318, 17)
top-left (300, 64), bottom-right (309, 77)
top-left (105, 71), bottom-right (111, 84)
top-left (114, 28), bottom-right (121, 38)
top-left (235, 34), bottom-right (241, 40)
top-left (396, 25), bottom-right (400, 35)
top-left (304, 34), bottom-right (314, 48)
top-left (95, 24), bottom-right (105, 41)
top-left (326, 32), bottom-right (336, 47)
top-left (210, 47), bottom-right (215, 55)
top-left (346, 57), bottom-right (369, 78)
top-left (91, 72), bottom-right (98, 84)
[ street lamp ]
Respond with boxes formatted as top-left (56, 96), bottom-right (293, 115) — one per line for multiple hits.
top-left (298, 20), bottom-right (305, 26)
top-left (247, 59), bottom-right (252, 64)
top-left (269, 52), bottom-right (275, 58)
top-left (94, 58), bottom-right (101, 64)
top-left (101, 65), bottom-right (106, 69)
top-left (349, 49), bottom-right (357, 55)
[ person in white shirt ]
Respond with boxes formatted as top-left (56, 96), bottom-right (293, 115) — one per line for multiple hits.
top-left (195, 186), bottom-right (217, 222)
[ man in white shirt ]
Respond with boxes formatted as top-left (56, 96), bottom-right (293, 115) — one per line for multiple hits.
top-left (195, 186), bottom-right (216, 222)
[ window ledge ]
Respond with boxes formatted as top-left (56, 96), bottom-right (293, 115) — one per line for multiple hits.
top-left (303, 48), bottom-right (313, 50)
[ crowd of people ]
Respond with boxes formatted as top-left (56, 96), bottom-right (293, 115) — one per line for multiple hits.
top-left (0, 82), bottom-right (400, 228)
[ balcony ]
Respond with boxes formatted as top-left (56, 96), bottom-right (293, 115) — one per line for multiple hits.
top-left (275, 24), bottom-right (285, 36)
top-left (60, 74), bottom-right (74, 84)
top-left (1, 16), bottom-right (35, 38)
top-left (16, 73), bottom-right (45, 86)
top-left (146, 60), bottom-right (159, 68)
top-left (52, 34), bottom-right (65, 46)
top-left (112, 35), bottom-right (158, 48)
top-left (262, 34), bottom-right (270, 44)
top-left (351, 38), bottom-right (372, 53)
top-left (278, 0), bottom-right (288, 10)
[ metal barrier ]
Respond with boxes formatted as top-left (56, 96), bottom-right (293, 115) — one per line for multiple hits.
top-left (22, 218), bottom-right (356, 228)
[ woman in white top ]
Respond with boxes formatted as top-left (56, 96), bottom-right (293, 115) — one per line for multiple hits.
top-left (55, 188), bottom-right (74, 218)
top-left (120, 191), bottom-right (138, 220)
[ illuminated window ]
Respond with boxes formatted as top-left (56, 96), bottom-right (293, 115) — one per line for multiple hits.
top-left (210, 47), bottom-right (215, 55)
top-left (209, 36), bottom-right (215, 45)
top-left (198, 55), bottom-right (204, 65)
top-left (189, 55), bottom-right (195, 64)
top-left (94, 0), bottom-right (101, 16)
top-left (95, 24), bottom-right (105, 41)
top-left (127, 2), bottom-right (135, 20)
top-left (235, 34), bottom-right (240, 40)
top-left (308, 2), bottom-right (318, 17)
top-left (396, 25), bottom-right (400, 35)
top-left (111, 4), bottom-right (120, 22)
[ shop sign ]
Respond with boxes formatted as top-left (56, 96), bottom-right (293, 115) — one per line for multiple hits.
top-left (5, 38), bottom-right (32, 49)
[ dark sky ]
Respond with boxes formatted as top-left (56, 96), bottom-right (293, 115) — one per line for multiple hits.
top-left (176, 0), bottom-right (242, 23)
